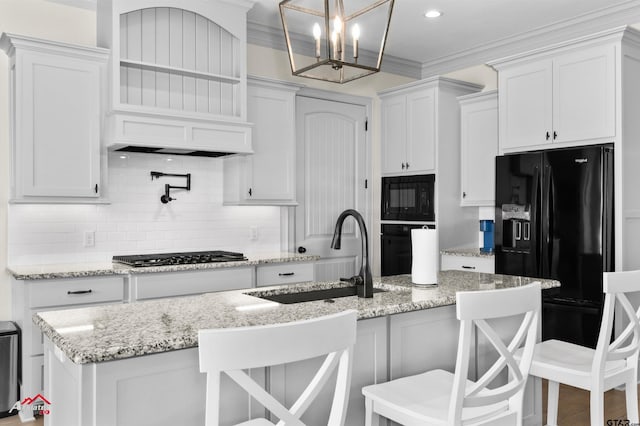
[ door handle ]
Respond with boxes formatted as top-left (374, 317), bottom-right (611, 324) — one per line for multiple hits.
top-left (297, 246), bottom-right (307, 254)
top-left (67, 289), bottom-right (93, 295)
top-left (279, 272), bottom-right (295, 277)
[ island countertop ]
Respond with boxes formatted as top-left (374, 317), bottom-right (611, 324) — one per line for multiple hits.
top-left (34, 271), bottom-right (559, 365)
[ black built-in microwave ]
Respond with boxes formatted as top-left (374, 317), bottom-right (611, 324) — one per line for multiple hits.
top-left (381, 174), bottom-right (435, 221)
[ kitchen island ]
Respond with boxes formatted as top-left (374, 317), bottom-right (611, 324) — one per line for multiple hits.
top-left (35, 271), bottom-right (559, 426)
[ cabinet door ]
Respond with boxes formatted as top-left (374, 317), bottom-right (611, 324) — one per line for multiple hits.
top-left (406, 88), bottom-right (436, 173)
top-left (245, 84), bottom-right (296, 202)
top-left (499, 61), bottom-right (553, 151)
top-left (460, 93), bottom-right (498, 206)
top-left (553, 44), bottom-right (615, 144)
top-left (381, 94), bottom-right (407, 174)
top-left (269, 317), bottom-right (387, 425)
top-left (17, 51), bottom-right (101, 198)
top-left (389, 306), bottom-right (463, 380)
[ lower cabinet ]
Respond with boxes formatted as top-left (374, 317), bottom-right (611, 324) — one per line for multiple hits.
top-left (441, 253), bottom-right (495, 273)
top-left (270, 316), bottom-right (388, 425)
top-left (12, 276), bottom-right (125, 406)
top-left (390, 305), bottom-right (463, 379)
top-left (129, 267), bottom-right (254, 301)
top-left (256, 262), bottom-right (315, 287)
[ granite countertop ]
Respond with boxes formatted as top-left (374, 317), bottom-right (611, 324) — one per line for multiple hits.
top-left (441, 247), bottom-right (494, 258)
top-left (7, 252), bottom-right (319, 280)
top-left (34, 271), bottom-right (559, 365)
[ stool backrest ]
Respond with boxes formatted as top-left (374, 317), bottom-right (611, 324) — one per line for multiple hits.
top-left (451, 282), bottom-right (541, 425)
top-left (594, 271), bottom-right (640, 377)
top-left (198, 310), bottom-right (357, 426)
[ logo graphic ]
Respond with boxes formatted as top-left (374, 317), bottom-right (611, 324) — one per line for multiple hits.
top-left (9, 393), bottom-right (51, 416)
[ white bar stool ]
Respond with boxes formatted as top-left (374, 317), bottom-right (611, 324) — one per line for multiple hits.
top-left (362, 282), bottom-right (541, 426)
top-left (198, 310), bottom-right (357, 426)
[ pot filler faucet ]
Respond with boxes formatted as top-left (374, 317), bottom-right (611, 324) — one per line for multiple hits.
top-left (331, 209), bottom-right (373, 298)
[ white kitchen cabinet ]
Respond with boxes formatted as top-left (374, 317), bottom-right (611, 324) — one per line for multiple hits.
top-left (129, 267), bottom-right (253, 301)
top-left (256, 262), bottom-right (315, 287)
top-left (0, 34), bottom-right (108, 203)
top-left (11, 276), bottom-right (125, 405)
top-left (381, 87), bottom-right (436, 175)
top-left (459, 90), bottom-right (498, 206)
top-left (97, 0), bottom-right (254, 154)
top-left (494, 42), bottom-right (615, 152)
top-left (270, 316), bottom-right (388, 425)
top-left (379, 77), bottom-right (483, 251)
top-left (389, 306), bottom-right (463, 379)
top-left (440, 253), bottom-right (495, 273)
top-left (224, 77), bottom-right (302, 205)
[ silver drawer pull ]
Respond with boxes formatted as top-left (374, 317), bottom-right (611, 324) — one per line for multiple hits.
top-left (279, 272), bottom-right (295, 277)
top-left (461, 266), bottom-right (476, 270)
top-left (67, 289), bottom-right (93, 295)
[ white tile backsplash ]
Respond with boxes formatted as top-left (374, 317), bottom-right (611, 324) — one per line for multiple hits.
top-left (8, 152), bottom-right (282, 265)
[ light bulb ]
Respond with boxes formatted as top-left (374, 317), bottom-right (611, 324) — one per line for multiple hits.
top-left (333, 16), bottom-right (342, 34)
top-left (351, 24), bottom-right (361, 40)
top-left (313, 23), bottom-right (321, 58)
top-left (352, 24), bottom-right (360, 59)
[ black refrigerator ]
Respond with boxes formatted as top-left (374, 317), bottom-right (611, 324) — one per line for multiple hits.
top-left (495, 144), bottom-right (614, 348)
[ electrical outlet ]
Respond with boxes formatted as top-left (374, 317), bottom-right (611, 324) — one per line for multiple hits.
top-left (249, 226), bottom-right (258, 241)
top-left (83, 231), bottom-right (95, 248)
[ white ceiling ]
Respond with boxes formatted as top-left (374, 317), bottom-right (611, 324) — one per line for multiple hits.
top-left (248, 0), bottom-right (640, 77)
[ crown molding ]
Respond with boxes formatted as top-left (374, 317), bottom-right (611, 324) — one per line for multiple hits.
top-left (420, 0), bottom-right (640, 77)
top-left (247, 21), bottom-right (422, 79)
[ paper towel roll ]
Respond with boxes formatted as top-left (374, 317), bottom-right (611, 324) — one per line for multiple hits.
top-left (411, 228), bottom-right (438, 285)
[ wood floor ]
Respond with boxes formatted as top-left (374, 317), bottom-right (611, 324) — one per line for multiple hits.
top-left (0, 380), bottom-right (636, 425)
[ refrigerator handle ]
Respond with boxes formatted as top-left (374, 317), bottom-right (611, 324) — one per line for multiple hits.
top-left (541, 164), bottom-right (552, 276)
top-left (531, 165), bottom-right (541, 276)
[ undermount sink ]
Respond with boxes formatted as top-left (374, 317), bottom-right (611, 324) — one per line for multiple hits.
top-left (255, 286), bottom-right (387, 304)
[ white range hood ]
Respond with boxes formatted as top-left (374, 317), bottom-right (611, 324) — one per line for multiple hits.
top-left (97, 0), bottom-right (256, 157)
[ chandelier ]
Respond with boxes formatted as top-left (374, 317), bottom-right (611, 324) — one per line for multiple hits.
top-left (279, 0), bottom-right (395, 83)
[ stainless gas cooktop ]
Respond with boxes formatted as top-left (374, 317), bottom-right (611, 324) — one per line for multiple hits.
top-left (112, 250), bottom-right (247, 267)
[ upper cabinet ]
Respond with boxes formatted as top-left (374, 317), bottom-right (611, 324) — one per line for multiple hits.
top-left (223, 77), bottom-right (302, 205)
top-left (0, 34), bottom-right (109, 203)
top-left (459, 90), bottom-right (498, 207)
top-left (491, 34), bottom-right (619, 152)
top-left (97, 0), bottom-right (255, 155)
top-left (380, 87), bottom-right (436, 175)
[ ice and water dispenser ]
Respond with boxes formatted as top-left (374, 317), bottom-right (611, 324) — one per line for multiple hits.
top-left (500, 204), bottom-right (531, 251)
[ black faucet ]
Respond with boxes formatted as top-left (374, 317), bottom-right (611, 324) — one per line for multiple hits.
top-left (330, 209), bottom-right (373, 298)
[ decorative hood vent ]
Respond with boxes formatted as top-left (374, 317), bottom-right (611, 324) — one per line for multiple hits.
top-left (97, 1), bottom-right (256, 158)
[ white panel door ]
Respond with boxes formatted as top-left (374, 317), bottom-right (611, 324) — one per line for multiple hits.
top-left (499, 60), bottom-right (552, 151)
top-left (295, 96), bottom-right (368, 282)
top-left (20, 52), bottom-right (101, 197)
top-left (553, 44), bottom-right (616, 144)
top-left (406, 87), bottom-right (436, 173)
top-left (381, 94), bottom-right (406, 174)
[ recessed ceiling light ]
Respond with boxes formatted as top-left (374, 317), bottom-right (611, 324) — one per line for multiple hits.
top-left (425, 10), bottom-right (442, 18)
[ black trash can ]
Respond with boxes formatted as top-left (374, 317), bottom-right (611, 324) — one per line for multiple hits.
top-left (0, 321), bottom-right (20, 418)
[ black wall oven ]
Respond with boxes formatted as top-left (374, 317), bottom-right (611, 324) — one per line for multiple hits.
top-left (381, 223), bottom-right (435, 276)
top-left (381, 174), bottom-right (435, 222)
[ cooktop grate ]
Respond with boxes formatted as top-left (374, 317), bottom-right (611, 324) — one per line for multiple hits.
top-left (112, 250), bottom-right (247, 267)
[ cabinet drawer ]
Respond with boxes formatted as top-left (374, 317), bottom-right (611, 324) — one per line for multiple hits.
top-left (440, 255), bottom-right (494, 274)
top-left (256, 262), bottom-right (315, 287)
top-left (28, 276), bottom-right (124, 309)
top-left (132, 267), bottom-right (253, 301)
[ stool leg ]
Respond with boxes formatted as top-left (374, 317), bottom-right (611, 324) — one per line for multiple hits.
top-left (546, 380), bottom-right (559, 426)
top-left (365, 397), bottom-right (379, 426)
top-left (625, 378), bottom-right (639, 423)
top-left (589, 390), bottom-right (604, 426)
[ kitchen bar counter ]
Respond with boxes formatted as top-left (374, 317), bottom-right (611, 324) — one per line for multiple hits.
top-left (35, 271), bottom-right (559, 365)
top-left (7, 252), bottom-right (318, 280)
